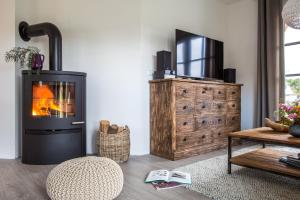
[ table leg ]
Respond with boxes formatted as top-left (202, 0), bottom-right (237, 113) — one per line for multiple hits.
top-left (228, 136), bottom-right (232, 174)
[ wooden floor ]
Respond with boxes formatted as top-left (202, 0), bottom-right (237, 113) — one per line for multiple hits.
top-left (0, 148), bottom-right (233, 200)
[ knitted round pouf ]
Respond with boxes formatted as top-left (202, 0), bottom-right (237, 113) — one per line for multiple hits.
top-left (46, 156), bottom-right (123, 200)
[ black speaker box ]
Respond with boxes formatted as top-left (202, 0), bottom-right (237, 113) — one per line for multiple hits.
top-left (157, 51), bottom-right (171, 71)
top-left (224, 68), bottom-right (236, 83)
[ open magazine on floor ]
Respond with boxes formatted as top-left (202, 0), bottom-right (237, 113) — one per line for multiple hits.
top-left (144, 169), bottom-right (191, 185)
top-left (151, 181), bottom-right (186, 190)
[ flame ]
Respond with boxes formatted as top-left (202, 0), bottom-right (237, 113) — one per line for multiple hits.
top-left (32, 84), bottom-right (62, 116)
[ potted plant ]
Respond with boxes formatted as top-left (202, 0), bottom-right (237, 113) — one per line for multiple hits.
top-left (278, 101), bottom-right (300, 137)
top-left (4, 46), bottom-right (44, 71)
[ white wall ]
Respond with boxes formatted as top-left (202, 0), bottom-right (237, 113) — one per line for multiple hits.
top-left (226, 0), bottom-right (258, 129)
top-left (8, 0), bottom-right (258, 157)
top-left (141, 0), bottom-right (229, 69)
top-left (16, 0), bottom-right (144, 155)
top-left (0, 0), bottom-right (16, 159)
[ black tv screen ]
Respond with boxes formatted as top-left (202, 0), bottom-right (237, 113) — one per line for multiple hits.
top-left (176, 29), bottom-right (224, 80)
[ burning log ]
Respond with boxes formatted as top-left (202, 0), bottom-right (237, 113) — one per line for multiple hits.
top-left (32, 83), bottom-right (75, 117)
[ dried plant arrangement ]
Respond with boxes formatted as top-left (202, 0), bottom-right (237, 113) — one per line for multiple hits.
top-left (5, 46), bottom-right (40, 69)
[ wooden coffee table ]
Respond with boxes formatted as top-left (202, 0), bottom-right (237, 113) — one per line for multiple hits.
top-left (228, 127), bottom-right (300, 178)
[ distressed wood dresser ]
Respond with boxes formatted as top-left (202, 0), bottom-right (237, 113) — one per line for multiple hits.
top-left (150, 78), bottom-right (242, 160)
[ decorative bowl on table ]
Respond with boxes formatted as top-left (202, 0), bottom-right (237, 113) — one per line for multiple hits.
top-left (265, 118), bottom-right (289, 133)
top-left (289, 124), bottom-right (300, 137)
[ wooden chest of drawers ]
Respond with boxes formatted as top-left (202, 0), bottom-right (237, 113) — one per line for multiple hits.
top-left (150, 78), bottom-right (242, 160)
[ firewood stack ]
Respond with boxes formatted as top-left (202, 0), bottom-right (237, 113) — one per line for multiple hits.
top-left (97, 120), bottom-right (130, 163)
top-left (99, 120), bottom-right (126, 134)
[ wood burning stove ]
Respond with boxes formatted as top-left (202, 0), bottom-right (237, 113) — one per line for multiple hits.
top-left (20, 21), bottom-right (86, 164)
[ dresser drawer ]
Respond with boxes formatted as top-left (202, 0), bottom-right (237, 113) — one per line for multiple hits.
top-left (195, 115), bottom-right (210, 130)
top-left (176, 116), bottom-right (195, 133)
top-left (175, 84), bottom-right (196, 100)
top-left (212, 115), bottom-right (226, 127)
top-left (196, 85), bottom-right (213, 100)
top-left (211, 129), bottom-right (228, 143)
top-left (195, 115), bottom-right (225, 130)
top-left (212, 129), bottom-right (226, 139)
top-left (213, 87), bottom-right (226, 100)
top-left (227, 87), bottom-right (240, 100)
top-left (176, 99), bottom-right (194, 116)
top-left (176, 131), bottom-right (214, 150)
top-left (211, 101), bottom-right (227, 113)
top-left (195, 101), bottom-right (226, 114)
top-left (195, 100), bottom-right (211, 114)
top-left (227, 101), bottom-right (240, 113)
top-left (226, 114), bottom-right (240, 127)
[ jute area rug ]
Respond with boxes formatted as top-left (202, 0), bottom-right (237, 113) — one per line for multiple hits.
top-left (175, 146), bottom-right (300, 200)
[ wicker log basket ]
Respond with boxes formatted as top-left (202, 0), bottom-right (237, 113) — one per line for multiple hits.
top-left (97, 121), bottom-right (130, 163)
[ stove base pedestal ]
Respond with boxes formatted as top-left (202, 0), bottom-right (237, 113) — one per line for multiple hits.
top-left (22, 128), bottom-right (86, 165)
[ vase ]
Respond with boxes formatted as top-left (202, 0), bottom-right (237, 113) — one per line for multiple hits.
top-left (289, 124), bottom-right (300, 137)
top-left (31, 53), bottom-right (45, 70)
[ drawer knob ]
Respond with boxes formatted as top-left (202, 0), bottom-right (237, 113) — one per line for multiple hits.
top-left (218, 132), bottom-right (221, 136)
top-left (218, 91), bottom-right (222, 94)
top-left (202, 105), bottom-right (206, 109)
top-left (218, 105), bottom-right (221, 109)
top-left (202, 135), bottom-right (206, 139)
top-left (202, 90), bottom-right (206, 94)
top-left (183, 138), bottom-right (187, 142)
top-left (183, 105), bottom-right (187, 110)
top-left (202, 120), bottom-right (206, 124)
top-left (183, 122), bottom-right (188, 126)
top-left (232, 91), bottom-right (236, 95)
top-left (232, 117), bottom-right (235, 120)
top-left (232, 104), bottom-right (236, 107)
top-left (183, 89), bottom-right (187, 94)
top-left (218, 119), bottom-right (222, 122)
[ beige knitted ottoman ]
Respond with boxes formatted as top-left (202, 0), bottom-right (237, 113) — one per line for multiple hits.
top-left (46, 156), bottom-right (124, 200)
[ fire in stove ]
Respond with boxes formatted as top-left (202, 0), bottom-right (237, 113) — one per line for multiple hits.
top-left (32, 81), bottom-right (75, 117)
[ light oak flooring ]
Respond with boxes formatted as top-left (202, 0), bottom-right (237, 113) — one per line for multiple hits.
top-left (0, 148), bottom-right (235, 200)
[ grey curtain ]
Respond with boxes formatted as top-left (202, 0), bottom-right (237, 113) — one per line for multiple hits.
top-left (256, 0), bottom-right (285, 127)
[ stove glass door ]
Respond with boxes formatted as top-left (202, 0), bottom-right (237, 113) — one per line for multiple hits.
top-left (32, 81), bottom-right (75, 118)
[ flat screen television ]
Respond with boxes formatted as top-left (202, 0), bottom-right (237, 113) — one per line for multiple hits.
top-left (176, 29), bottom-right (224, 80)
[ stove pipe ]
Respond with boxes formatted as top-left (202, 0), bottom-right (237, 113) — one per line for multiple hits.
top-left (19, 21), bottom-right (62, 71)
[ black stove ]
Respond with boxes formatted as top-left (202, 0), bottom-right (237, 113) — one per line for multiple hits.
top-left (19, 21), bottom-right (86, 164)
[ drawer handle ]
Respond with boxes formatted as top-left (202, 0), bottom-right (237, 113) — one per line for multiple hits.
top-left (183, 122), bottom-right (188, 126)
top-left (183, 89), bottom-right (187, 94)
top-left (202, 135), bottom-right (206, 139)
top-left (183, 105), bottom-right (187, 110)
